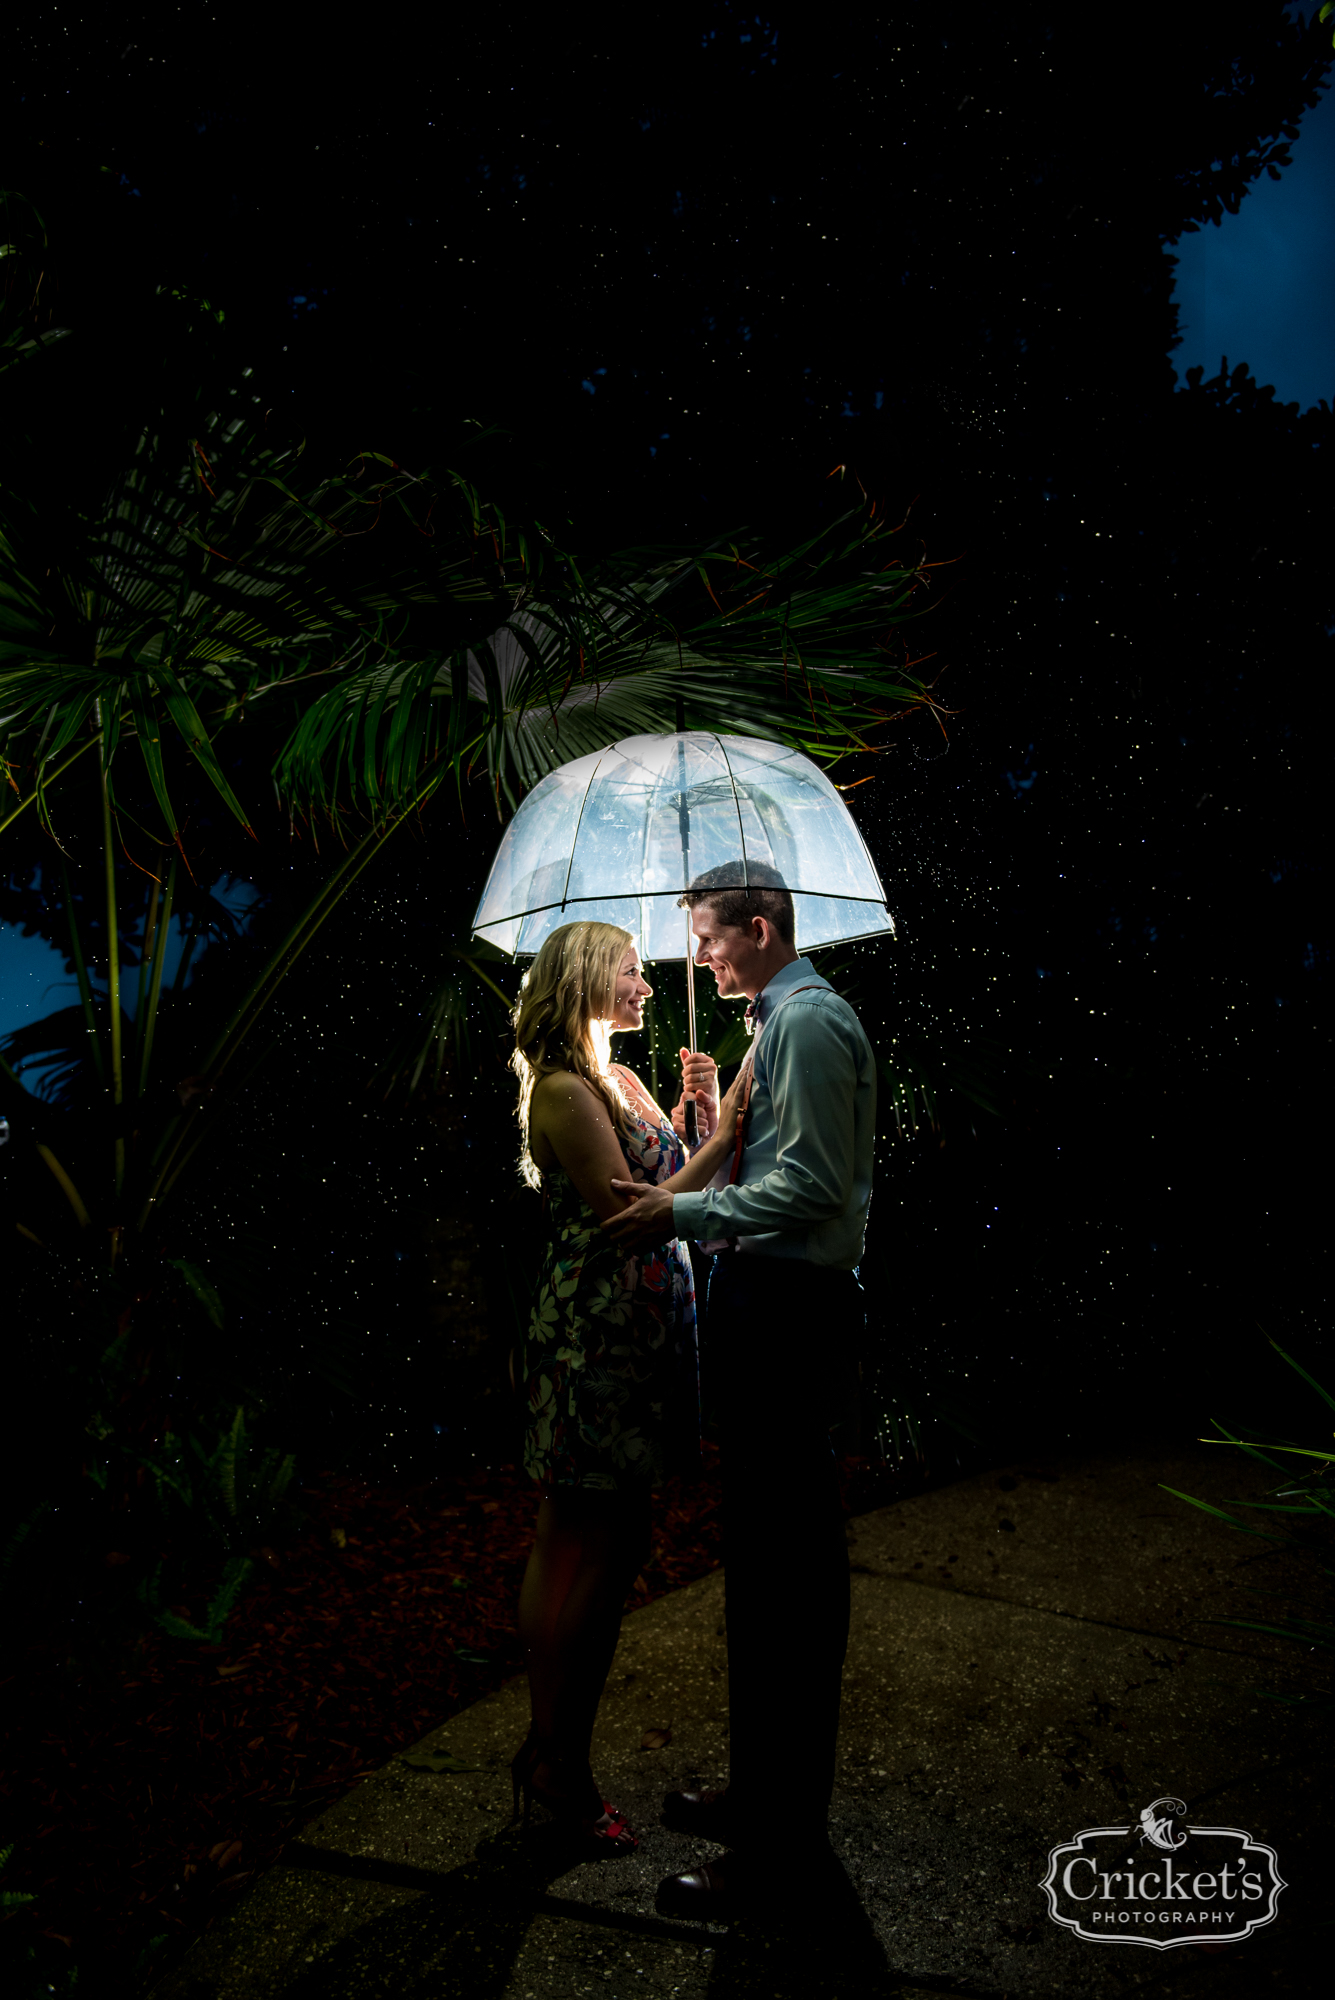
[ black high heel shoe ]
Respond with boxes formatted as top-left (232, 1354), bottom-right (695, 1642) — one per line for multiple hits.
top-left (510, 1731), bottom-right (545, 1825)
top-left (509, 1733), bottom-right (638, 1851)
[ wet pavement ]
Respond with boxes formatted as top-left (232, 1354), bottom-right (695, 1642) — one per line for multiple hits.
top-left (151, 1439), bottom-right (1328, 1999)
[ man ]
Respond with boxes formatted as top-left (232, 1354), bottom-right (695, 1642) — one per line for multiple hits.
top-left (602, 860), bottom-right (876, 1915)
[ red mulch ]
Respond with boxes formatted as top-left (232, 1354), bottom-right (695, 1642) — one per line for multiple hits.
top-left (0, 1448), bottom-right (726, 1995)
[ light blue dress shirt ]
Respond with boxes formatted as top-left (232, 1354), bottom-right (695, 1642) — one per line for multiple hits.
top-left (672, 956), bottom-right (876, 1268)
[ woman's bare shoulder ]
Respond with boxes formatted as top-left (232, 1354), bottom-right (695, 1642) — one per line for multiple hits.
top-left (531, 1069), bottom-right (611, 1127)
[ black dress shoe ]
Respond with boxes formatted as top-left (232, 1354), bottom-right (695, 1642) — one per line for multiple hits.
top-left (661, 1787), bottom-right (736, 1840)
top-left (656, 1854), bottom-right (749, 1918)
top-left (657, 1842), bottom-right (837, 1921)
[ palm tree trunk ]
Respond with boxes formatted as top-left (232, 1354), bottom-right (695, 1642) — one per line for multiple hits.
top-left (59, 858), bottom-right (105, 1087)
top-left (131, 863), bottom-right (163, 1089)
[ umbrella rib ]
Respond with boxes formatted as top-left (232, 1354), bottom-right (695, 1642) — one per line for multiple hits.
top-left (559, 744), bottom-right (612, 915)
top-left (477, 887), bottom-right (893, 935)
top-left (714, 735), bottom-right (750, 891)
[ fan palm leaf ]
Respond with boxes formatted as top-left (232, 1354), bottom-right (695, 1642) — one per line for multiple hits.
top-left (0, 189), bottom-right (70, 383)
top-left (274, 495), bottom-right (948, 823)
top-left (0, 409), bottom-right (571, 843)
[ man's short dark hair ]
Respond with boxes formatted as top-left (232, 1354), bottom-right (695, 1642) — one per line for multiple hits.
top-left (678, 859), bottom-right (795, 945)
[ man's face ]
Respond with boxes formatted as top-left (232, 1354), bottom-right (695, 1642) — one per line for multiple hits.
top-left (690, 904), bottom-right (767, 1000)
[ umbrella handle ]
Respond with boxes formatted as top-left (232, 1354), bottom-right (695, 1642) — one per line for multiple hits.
top-left (684, 906), bottom-right (699, 1150)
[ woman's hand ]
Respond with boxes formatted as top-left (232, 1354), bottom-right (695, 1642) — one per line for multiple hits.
top-left (715, 1064), bottom-right (749, 1149)
top-left (670, 1047), bottom-right (719, 1145)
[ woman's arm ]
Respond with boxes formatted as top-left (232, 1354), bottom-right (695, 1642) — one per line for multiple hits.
top-left (531, 1075), bottom-right (636, 1223)
top-left (660, 1121), bottom-right (733, 1193)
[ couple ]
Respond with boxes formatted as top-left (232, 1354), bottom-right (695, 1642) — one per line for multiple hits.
top-left (509, 861), bottom-right (875, 1915)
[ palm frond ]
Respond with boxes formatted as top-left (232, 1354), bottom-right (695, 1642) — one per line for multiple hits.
top-left (369, 946), bottom-right (518, 1099)
top-left (0, 189), bottom-right (70, 380)
top-left (0, 409), bottom-right (571, 838)
top-left (272, 499), bottom-right (949, 823)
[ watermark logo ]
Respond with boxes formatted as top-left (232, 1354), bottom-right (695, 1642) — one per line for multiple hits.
top-left (1040, 1795), bottom-right (1285, 1949)
top-left (1136, 1795), bottom-right (1188, 1852)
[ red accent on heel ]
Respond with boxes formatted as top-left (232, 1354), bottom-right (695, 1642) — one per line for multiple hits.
top-left (508, 1735), bottom-right (638, 1851)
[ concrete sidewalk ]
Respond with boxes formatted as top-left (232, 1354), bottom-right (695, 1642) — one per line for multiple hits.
top-left (153, 1441), bottom-right (1328, 1999)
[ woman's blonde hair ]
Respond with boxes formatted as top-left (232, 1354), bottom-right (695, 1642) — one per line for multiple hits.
top-left (511, 921), bottom-right (639, 1190)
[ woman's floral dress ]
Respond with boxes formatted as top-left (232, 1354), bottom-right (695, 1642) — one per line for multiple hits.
top-left (523, 1066), bottom-right (700, 1492)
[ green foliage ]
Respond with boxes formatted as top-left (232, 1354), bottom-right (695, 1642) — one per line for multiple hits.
top-left (0, 192), bottom-right (70, 383)
top-left (273, 491), bottom-right (944, 825)
top-left (369, 942), bottom-right (517, 1098)
top-left (0, 1841), bottom-right (36, 1914)
top-left (0, 1839), bottom-right (76, 1998)
top-left (114, 1404), bottom-right (299, 1565)
top-left (0, 1501), bottom-right (54, 1596)
top-left (37, 1388), bottom-right (304, 1652)
top-left (1163, 1337), bottom-right (1335, 1703)
top-left (397, 1750), bottom-right (484, 1774)
top-left (0, 404), bottom-right (559, 843)
top-left (0, 1264), bottom-right (306, 1663)
top-left (167, 1258), bottom-right (225, 1329)
top-left (137, 1554), bottom-right (256, 1646)
top-left (863, 1378), bottom-right (984, 1465)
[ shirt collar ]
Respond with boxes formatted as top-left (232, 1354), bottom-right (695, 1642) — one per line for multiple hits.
top-left (744, 956), bottom-right (816, 1033)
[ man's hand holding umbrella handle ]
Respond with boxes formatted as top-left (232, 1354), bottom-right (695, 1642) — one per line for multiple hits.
top-left (671, 1047), bottom-right (719, 1146)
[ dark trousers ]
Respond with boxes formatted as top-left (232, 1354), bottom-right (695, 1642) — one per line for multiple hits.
top-left (706, 1252), bottom-right (862, 1836)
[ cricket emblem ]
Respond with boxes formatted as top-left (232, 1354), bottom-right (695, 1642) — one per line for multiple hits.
top-left (1137, 1797), bottom-right (1189, 1851)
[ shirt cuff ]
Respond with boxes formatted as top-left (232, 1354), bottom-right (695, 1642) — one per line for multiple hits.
top-left (672, 1191), bottom-right (709, 1240)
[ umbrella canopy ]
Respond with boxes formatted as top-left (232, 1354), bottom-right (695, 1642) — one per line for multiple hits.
top-left (471, 731), bottom-right (894, 959)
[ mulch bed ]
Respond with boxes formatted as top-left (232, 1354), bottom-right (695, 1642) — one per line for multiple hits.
top-left (0, 1447), bottom-right (725, 1996)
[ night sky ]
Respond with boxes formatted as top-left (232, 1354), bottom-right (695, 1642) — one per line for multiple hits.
top-left (2, 6), bottom-right (1331, 1472)
top-left (1171, 3), bottom-right (1335, 410)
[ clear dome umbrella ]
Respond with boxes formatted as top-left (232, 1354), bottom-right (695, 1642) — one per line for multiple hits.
top-left (472, 731), bottom-right (893, 1129)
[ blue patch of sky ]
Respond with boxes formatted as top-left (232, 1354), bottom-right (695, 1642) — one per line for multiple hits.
top-left (0, 876), bottom-right (264, 1040)
top-left (1167, 6), bottom-right (1335, 411)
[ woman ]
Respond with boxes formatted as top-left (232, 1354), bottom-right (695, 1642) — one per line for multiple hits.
top-left (509, 920), bottom-right (745, 1851)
